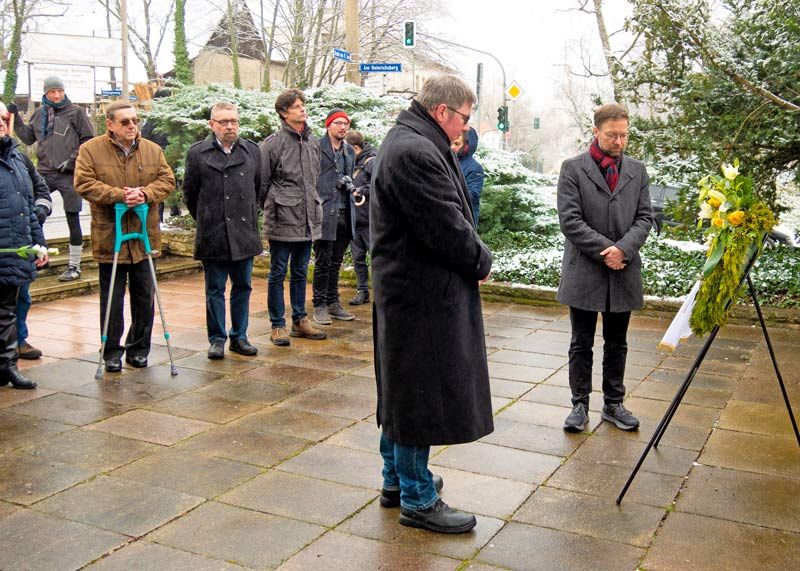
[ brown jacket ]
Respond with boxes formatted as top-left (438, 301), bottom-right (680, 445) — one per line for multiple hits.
top-left (75, 133), bottom-right (175, 263)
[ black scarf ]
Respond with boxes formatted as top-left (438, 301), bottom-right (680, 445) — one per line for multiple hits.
top-left (41, 94), bottom-right (71, 139)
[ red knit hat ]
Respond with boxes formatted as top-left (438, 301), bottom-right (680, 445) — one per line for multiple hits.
top-left (325, 108), bottom-right (351, 128)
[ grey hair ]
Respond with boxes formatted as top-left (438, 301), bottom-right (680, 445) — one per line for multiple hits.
top-left (210, 101), bottom-right (238, 118)
top-left (416, 75), bottom-right (476, 113)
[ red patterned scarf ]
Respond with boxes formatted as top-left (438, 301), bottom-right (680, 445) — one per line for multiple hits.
top-left (589, 138), bottom-right (621, 192)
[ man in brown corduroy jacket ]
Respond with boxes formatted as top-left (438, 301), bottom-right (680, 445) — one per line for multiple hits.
top-left (75, 100), bottom-right (175, 372)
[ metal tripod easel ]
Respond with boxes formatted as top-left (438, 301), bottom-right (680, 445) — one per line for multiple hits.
top-left (616, 236), bottom-right (799, 504)
top-left (94, 203), bottom-right (178, 380)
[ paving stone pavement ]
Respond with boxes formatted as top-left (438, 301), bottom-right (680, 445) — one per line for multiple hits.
top-left (1, 273), bottom-right (799, 570)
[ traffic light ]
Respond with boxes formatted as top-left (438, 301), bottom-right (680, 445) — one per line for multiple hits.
top-left (497, 105), bottom-right (509, 132)
top-left (403, 21), bottom-right (416, 48)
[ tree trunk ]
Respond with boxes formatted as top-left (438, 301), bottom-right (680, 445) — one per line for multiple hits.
top-left (592, 0), bottom-right (624, 104)
top-left (227, 0), bottom-right (241, 88)
top-left (2, 0), bottom-right (24, 102)
top-left (173, 0), bottom-right (191, 83)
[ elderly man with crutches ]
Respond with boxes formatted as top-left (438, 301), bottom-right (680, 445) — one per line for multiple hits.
top-left (75, 100), bottom-right (175, 374)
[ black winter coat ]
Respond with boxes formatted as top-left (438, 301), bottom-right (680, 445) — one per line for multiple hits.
top-left (316, 135), bottom-right (355, 241)
top-left (0, 137), bottom-right (47, 286)
top-left (370, 101), bottom-right (493, 446)
top-left (14, 102), bottom-right (95, 174)
top-left (183, 136), bottom-right (263, 261)
top-left (352, 144), bottom-right (376, 230)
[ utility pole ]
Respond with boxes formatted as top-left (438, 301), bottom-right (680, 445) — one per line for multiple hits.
top-left (120, 0), bottom-right (129, 98)
top-left (344, 0), bottom-right (360, 84)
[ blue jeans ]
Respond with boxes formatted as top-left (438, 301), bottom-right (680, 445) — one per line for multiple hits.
top-left (380, 432), bottom-right (438, 511)
top-left (268, 240), bottom-right (312, 328)
top-left (203, 258), bottom-right (254, 343)
top-left (16, 283), bottom-right (30, 344)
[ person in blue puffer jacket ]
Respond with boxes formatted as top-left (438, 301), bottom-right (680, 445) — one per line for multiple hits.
top-left (451, 126), bottom-right (485, 227)
top-left (0, 102), bottom-right (49, 389)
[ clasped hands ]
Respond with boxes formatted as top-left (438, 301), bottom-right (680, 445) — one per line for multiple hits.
top-left (600, 245), bottom-right (626, 270)
top-left (123, 186), bottom-right (146, 206)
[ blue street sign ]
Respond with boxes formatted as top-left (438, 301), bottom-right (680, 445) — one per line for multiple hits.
top-left (333, 48), bottom-right (352, 62)
top-left (359, 63), bottom-right (403, 73)
top-left (101, 88), bottom-right (122, 96)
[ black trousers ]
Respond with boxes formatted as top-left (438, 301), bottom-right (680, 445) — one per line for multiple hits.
top-left (0, 285), bottom-right (19, 369)
top-left (312, 212), bottom-right (351, 307)
top-left (99, 260), bottom-right (155, 360)
top-left (568, 306), bottom-right (631, 407)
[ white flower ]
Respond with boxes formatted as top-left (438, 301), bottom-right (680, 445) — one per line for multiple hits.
top-left (30, 245), bottom-right (57, 260)
top-left (698, 202), bottom-right (714, 219)
top-left (721, 163), bottom-right (739, 180)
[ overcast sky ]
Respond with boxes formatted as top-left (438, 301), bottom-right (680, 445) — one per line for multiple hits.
top-left (21, 0), bottom-right (630, 113)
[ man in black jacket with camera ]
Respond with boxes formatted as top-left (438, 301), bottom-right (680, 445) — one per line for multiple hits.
top-left (312, 108), bottom-right (356, 326)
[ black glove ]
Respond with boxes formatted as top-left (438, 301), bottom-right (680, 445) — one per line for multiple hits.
top-left (35, 205), bottom-right (48, 225)
top-left (6, 102), bottom-right (18, 115)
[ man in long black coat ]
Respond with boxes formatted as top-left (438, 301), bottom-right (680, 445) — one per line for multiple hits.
top-left (370, 75), bottom-right (493, 534)
top-left (183, 102), bottom-right (262, 360)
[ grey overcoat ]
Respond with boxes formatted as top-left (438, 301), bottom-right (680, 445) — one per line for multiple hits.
top-left (556, 151), bottom-right (654, 313)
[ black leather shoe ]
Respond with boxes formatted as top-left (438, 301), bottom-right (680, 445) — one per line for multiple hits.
top-left (207, 341), bottom-right (225, 360)
top-left (0, 366), bottom-right (37, 389)
top-left (229, 338), bottom-right (258, 356)
top-left (105, 358), bottom-right (122, 373)
top-left (125, 355), bottom-right (148, 368)
top-left (381, 474), bottom-right (444, 508)
top-left (399, 499), bottom-right (477, 534)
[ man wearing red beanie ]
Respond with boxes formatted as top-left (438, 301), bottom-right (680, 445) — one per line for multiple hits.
top-left (312, 108), bottom-right (357, 325)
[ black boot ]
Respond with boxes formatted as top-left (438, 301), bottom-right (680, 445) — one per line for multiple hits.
top-left (399, 499), bottom-right (477, 534)
top-left (0, 365), bottom-right (37, 389)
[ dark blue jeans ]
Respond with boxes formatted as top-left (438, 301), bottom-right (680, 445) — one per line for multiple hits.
top-left (203, 258), bottom-right (254, 343)
top-left (568, 306), bottom-right (631, 407)
top-left (16, 283), bottom-right (30, 344)
top-left (380, 431), bottom-right (438, 511)
top-left (268, 240), bottom-right (312, 328)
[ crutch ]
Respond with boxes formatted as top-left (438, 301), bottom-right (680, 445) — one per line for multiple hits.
top-left (95, 203), bottom-right (178, 379)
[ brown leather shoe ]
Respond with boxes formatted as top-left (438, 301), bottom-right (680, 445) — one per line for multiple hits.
top-left (270, 327), bottom-right (291, 346)
top-left (290, 317), bottom-right (327, 340)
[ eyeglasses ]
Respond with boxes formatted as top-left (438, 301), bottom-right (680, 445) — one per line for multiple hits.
top-left (287, 102), bottom-right (305, 111)
top-left (212, 118), bottom-right (239, 126)
top-left (118, 117), bottom-right (141, 127)
top-left (329, 120), bottom-right (350, 127)
top-left (447, 106), bottom-right (471, 125)
top-left (601, 131), bottom-right (628, 142)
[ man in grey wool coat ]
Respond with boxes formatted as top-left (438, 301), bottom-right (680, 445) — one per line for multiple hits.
top-left (557, 103), bottom-right (654, 433)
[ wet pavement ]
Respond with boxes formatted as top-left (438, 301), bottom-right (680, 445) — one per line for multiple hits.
top-left (1, 273), bottom-right (799, 570)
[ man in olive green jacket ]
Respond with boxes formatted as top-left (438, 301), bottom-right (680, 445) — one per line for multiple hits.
top-left (259, 88), bottom-right (326, 347)
top-left (75, 100), bottom-right (175, 372)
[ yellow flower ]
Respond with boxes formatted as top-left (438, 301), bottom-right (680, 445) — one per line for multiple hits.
top-left (711, 215), bottom-right (724, 228)
top-left (721, 162), bottom-right (739, 180)
top-left (708, 189), bottom-right (727, 204)
top-left (708, 197), bottom-right (722, 209)
top-left (727, 210), bottom-right (745, 226)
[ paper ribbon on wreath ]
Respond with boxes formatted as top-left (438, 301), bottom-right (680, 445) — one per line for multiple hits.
top-left (659, 280), bottom-right (701, 352)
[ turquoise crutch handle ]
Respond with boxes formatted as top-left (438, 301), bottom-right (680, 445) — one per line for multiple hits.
top-left (113, 203), bottom-right (152, 254)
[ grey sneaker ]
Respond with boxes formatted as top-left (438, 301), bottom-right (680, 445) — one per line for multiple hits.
top-left (602, 402), bottom-right (640, 431)
top-left (313, 305), bottom-right (332, 325)
top-left (327, 302), bottom-right (355, 321)
top-left (58, 265), bottom-right (81, 282)
top-left (563, 403), bottom-right (589, 433)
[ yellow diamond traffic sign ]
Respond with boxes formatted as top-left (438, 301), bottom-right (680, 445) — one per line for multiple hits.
top-left (506, 81), bottom-right (523, 101)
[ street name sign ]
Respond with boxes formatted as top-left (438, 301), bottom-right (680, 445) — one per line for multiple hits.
top-left (333, 48), bottom-right (352, 62)
top-left (101, 88), bottom-right (122, 97)
top-left (359, 63), bottom-right (403, 73)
